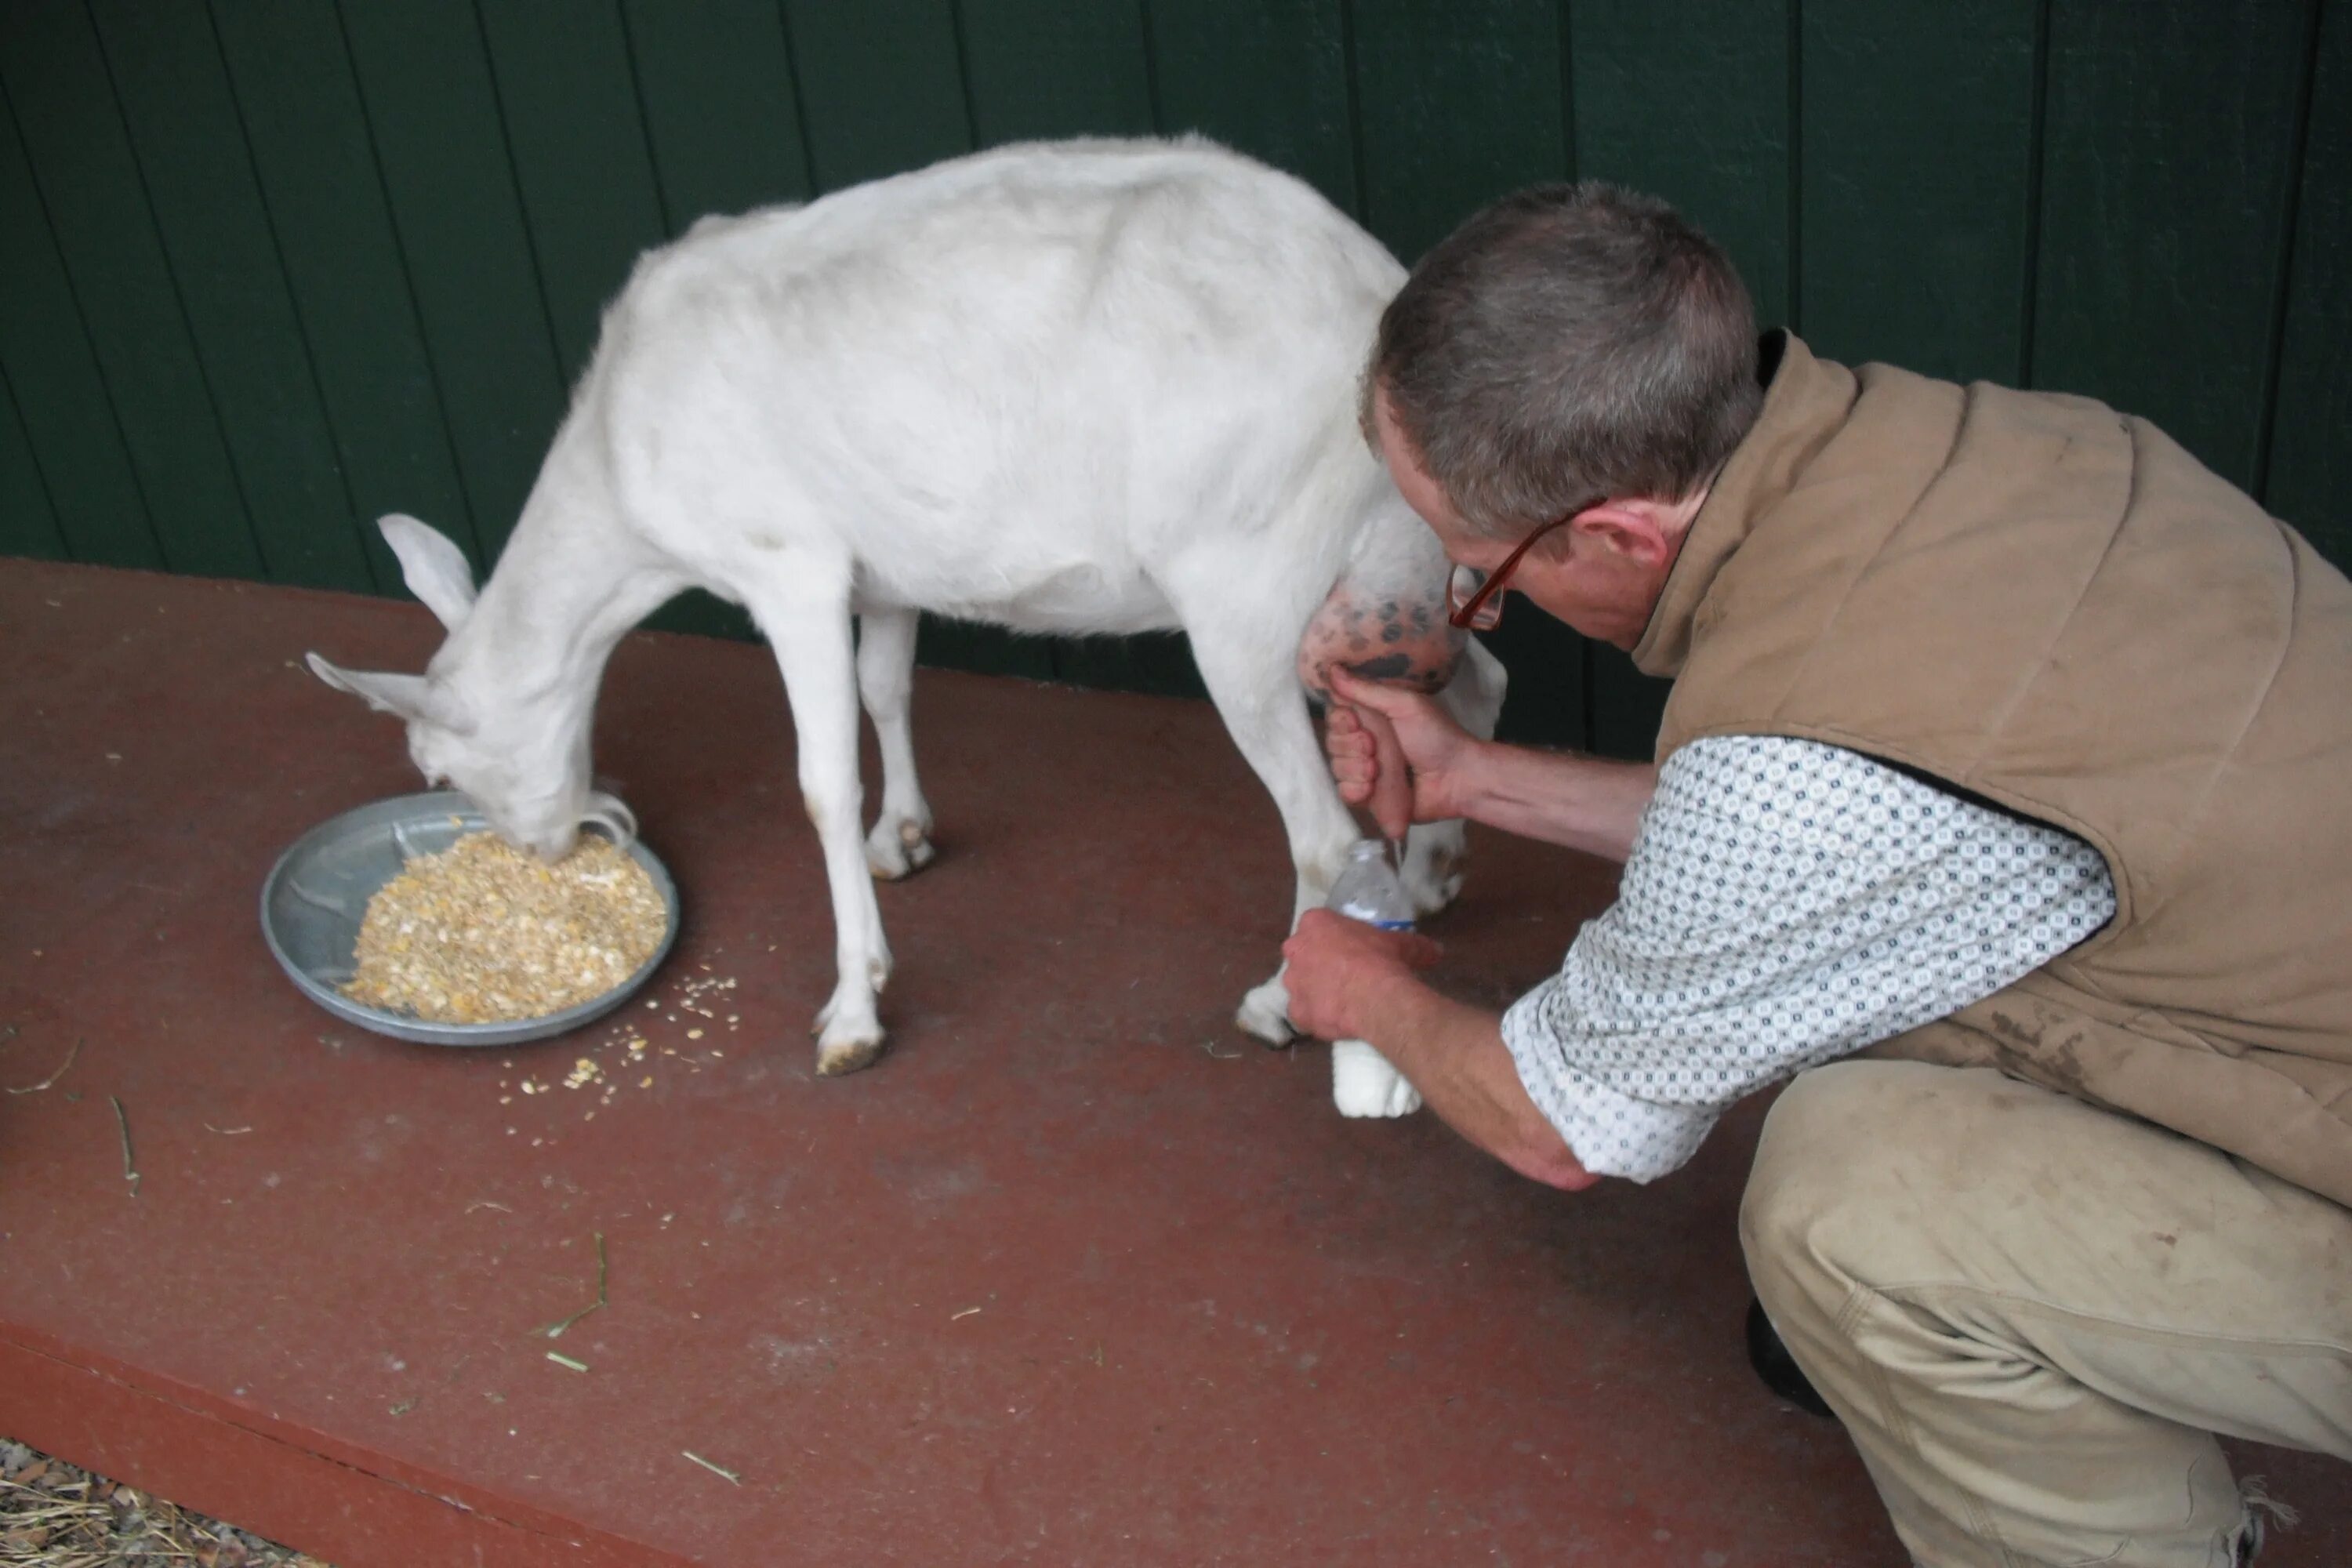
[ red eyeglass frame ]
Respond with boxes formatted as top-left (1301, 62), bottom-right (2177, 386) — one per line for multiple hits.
top-left (1445, 501), bottom-right (1599, 631)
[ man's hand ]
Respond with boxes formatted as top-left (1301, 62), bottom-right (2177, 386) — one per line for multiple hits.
top-left (1280, 908), bottom-right (1443, 1043)
top-left (1284, 910), bottom-right (1599, 1191)
top-left (1325, 666), bottom-right (1485, 838)
top-left (1331, 663), bottom-right (1662, 863)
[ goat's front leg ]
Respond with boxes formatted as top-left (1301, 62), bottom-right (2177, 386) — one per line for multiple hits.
top-left (856, 607), bottom-right (936, 880)
top-left (1175, 598), bottom-right (1360, 1047)
top-left (752, 577), bottom-right (892, 1075)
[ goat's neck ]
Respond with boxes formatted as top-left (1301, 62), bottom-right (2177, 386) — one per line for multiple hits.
top-left (441, 503), bottom-right (679, 764)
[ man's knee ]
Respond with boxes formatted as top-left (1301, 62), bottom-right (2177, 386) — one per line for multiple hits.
top-left (1739, 1060), bottom-right (1977, 1317)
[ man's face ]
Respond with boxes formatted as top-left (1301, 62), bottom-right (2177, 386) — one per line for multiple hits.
top-left (1369, 387), bottom-right (1671, 651)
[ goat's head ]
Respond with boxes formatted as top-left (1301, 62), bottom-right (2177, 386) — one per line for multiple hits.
top-left (307, 515), bottom-right (629, 862)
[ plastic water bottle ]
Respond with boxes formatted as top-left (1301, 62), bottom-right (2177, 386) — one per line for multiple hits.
top-left (1325, 838), bottom-right (1425, 1119)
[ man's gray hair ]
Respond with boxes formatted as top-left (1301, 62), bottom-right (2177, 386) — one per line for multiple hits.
top-left (1365, 183), bottom-right (1763, 539)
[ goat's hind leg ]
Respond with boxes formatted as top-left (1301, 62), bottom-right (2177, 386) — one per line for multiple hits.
top-left (857, 607), bottom-right (937, 879)
top-left (1171, 586), bottom-right (1359, 1047)
top-left (746, 571), bottom-right (893, 1076)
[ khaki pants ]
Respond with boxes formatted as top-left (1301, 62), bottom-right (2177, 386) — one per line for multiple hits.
top-left (1740, 1061), bottom-right (2352, 1567)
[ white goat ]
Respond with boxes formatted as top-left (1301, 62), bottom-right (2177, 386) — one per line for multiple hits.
top-left (310, 137), bottom-right (1504, 1097)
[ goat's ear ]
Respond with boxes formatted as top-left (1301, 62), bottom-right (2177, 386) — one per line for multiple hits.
top-left (306, 654), bottom-right (474, 733)
top-left (379, 514), bottom-right (477, 632)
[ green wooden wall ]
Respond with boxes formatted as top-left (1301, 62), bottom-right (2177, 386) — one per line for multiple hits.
top-left (2, 0), bottom-right (2345, 757)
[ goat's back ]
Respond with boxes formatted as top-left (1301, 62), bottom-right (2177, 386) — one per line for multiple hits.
top-left (576, 138), bottom-right (1414, 630)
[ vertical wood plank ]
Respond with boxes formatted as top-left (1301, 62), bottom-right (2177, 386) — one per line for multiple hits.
top-left (0, 366), bottom-right (69, 561)
top-left (1350, 0), bottom-right (1566, 263)
top-left (621, 0), bottom-right (814, 228)
top-left (958, 0), bottom-right (1195, 692)
top-left (782, 0), bottom-right (1054, 678)
top-left (1145, 0), bottom-right (1357, 214)
top-left (1479, 616), bottom-right (1592, 752)
top-left (957, 0), bottom-right (1156, 144)
top-left (2031, 0), bottom-right (2308, 490)
top-left (1798, 0), bottom-right (2042, 383)
top-left (0, 96), bottom-right (158, 568)
top-left (1049, 633), bottom-right (1205, 701)
top-left (0, 0), bottom-right (262, 579)
top-left (2263, 0), bottom-right (2349, 571)
top-left (339, 0), bottom-right (570, 568)
top-left (1568, 23), bottom-right (1789, 839)
top-left (911, 615), bottom-right (1062, 684)
top-left (1568, 2), bottom-right (1816, 755)
top-left (475, 0), bottom-right (750, 639)
top-left (1351, 0), bottom-right (1588, 747)
top-left (89, 0), bottom-right (378, 592)
top-left (782, 0), bottom-right (973, 191)
top-left (1583, 638), bottom-right (1665, 760)
top-left (211, 0), bottom-right (478, 589)
top-left (1570, 0), bottom-right (1794, 328)
top-left (474, 0), bottom-right (670, 377)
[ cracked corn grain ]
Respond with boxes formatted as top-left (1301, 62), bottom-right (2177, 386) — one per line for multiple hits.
top-left (343, 832), bottom-right (665, 1023)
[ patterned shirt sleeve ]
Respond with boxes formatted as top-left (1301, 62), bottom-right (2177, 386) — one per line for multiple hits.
top-left (1499, 735), bottom-right (2117, 1183)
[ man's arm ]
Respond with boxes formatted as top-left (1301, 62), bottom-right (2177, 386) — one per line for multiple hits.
top-left (1498, 736), bottom-right (2120, 1183)
top-left (1290, 734), bottom-right (2119, 1189)
top-left (1456, 745), bottom-right (1658, 865)
top-left (1282, 911), bottom-right (1599, 1191)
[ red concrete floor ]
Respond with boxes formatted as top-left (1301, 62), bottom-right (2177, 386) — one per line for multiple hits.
top-left (0, 559), bottom-right (2343, 1568)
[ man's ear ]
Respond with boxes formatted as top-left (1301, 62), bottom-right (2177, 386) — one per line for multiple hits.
top-left (306, 654), bottom-right (475, 734)
top-left (379, 514), bottom-right (477, 632)
top-left (1570, 503), bottom-right (1677, 569)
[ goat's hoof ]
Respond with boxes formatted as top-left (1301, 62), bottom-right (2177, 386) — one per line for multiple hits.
top-left (1400, 828), bottom-right (1468, 917)
top-left (1236, 980), bottom-right (1298, 1048)
top-left (866, 818), bottom-right (938, 880)
top-left (1407, 865), bottom-right (1465, 917)
top-left (815, 1031), bottom-right (886, 1076)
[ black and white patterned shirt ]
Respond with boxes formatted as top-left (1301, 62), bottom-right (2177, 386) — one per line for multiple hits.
top-left (1500, 735), bottom-right (2116, 1182)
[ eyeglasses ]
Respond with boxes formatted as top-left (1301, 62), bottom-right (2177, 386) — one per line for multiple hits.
top-left (1445, 502), bottom-right (1596, 630)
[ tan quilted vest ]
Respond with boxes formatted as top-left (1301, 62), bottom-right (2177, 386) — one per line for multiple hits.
top-left (1632, 333), bottom-right (2352, 1206)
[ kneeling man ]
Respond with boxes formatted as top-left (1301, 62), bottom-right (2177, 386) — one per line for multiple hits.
top-left (1285, 182), bottom-right (2352, 1568)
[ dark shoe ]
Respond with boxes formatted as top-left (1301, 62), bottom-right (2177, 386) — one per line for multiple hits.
top-left (1745, 1297), bottom-right (1835, 1419)
top-left (2234, 1511), bottom-right (2264, 1567)
top-left (2234, 1475), bottom-right (2298, 1566)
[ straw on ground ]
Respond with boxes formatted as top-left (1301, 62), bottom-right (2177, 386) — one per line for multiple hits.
top-left (5, 1036), bottom-right (81, 1094)
top-left (681, 1451), bottom-right (740, 1486)
top-left (538, 1232), bottom-right (608, 1338)
top-left (110, 1096), bottom-right (137, 1197)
